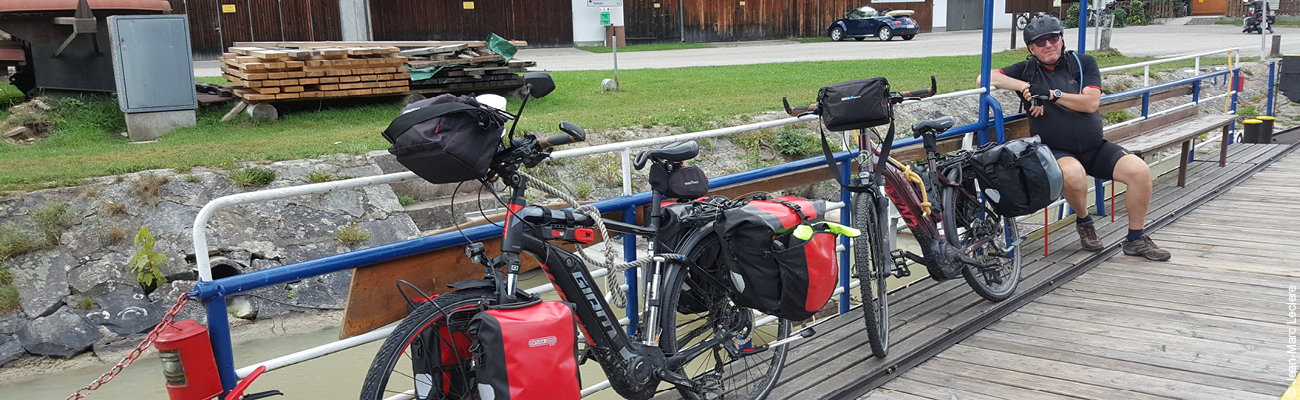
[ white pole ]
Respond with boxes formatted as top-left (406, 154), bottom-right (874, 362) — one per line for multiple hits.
top-left (1094, 0), bottom-right (1102, 51)
top-left (1261, 1), bottom-right (1270, 61)
top-left (612, 35), bottom-right (620, 86)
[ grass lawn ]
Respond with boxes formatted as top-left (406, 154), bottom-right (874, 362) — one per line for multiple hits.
top-left (0, 49), bottom-right (1231, 192)
top-left (576, 43), bottom-right (712, 53)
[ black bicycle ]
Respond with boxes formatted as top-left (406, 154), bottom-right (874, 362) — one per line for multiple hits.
top-left (360, 75), bottom-right (797, 400)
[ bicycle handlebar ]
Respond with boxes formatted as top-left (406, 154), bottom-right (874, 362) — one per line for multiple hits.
top-left (538, 121), bottom-right (587, 149)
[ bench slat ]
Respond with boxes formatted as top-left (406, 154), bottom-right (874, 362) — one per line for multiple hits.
top-left (1114, 113), bottom-right (1235, 156)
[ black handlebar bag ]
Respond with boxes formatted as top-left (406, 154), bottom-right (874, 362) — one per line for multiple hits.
top-left (817, 77), bottom-right (892, 132)
top-left (714, 196), bottom-right (837, 321)
top-left (382, 94), bottom-right (507, 184)
top-left (470, 300), bottom-right (581, 400)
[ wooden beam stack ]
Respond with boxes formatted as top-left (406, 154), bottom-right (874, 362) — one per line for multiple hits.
top-left (220, 46), bottom-right (411, 101)
top-left (402, 45), bottom-right (536, 93)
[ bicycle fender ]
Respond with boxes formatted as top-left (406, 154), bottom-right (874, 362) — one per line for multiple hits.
top-left (448, 279), bottom-right (495, 290)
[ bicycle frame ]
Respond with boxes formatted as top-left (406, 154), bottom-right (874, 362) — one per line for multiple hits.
top-left (493, 172), bottom-right (731, 397)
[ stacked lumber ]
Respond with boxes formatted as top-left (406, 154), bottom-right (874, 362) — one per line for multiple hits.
top-left (220, 46), bottom-right (411, 101)
top-left (401, 44), bottom-right (537, 93)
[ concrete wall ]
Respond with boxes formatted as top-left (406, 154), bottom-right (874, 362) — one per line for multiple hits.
top-left (932, 0), bottom-right (1015, 31)
top-left (572, 1), bottom-right (626, 45)
top-left (340, 0), bottom-right (373, 41)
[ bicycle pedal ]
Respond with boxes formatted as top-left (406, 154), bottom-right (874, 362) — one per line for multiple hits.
top-left (888, 249), bottom-right (912, 278)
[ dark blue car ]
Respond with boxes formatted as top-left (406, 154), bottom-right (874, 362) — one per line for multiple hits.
top-left (827, 6), bottom-right (919, 41)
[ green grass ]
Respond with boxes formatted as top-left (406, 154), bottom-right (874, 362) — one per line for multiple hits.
top-left (196, 77), bottom-right (232, 85)
top-left (791, 37), bottom-right (833, 44)
top-left (576, 43), bottom-right (712, 53)
top-left (0, 49), bottom-right (1209, 192)
top-left (230, 167), bottom-right (276, 187)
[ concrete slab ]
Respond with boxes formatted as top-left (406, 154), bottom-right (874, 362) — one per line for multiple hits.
top-left (124, 109), bottom-right (195, 141)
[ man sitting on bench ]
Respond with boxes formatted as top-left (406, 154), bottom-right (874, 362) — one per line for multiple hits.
top-left (978, 15), bottom-right (1170, 261)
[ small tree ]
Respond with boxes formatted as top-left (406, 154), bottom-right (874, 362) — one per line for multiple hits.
top-left (128, 226), bottom-right (168, 288)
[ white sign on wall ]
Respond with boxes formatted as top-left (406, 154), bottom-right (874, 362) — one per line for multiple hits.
top-left (588, 0), bottom-right (622, 6)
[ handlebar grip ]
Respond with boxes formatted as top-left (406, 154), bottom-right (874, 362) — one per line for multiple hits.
top-left (904, 88), bottom-right (932, 97)
top-left (539, 121), bottom-right (587, 149)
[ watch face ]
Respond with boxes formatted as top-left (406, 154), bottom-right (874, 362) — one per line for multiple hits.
top-left (1053, 89), bottom-right (1062, 98)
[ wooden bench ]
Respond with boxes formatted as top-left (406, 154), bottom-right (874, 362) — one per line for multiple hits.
top-left (1102, 106), bottom-right (1237, 187)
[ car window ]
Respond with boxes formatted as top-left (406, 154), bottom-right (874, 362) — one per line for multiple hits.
top-left (847, 6), bottom-right (877, 19)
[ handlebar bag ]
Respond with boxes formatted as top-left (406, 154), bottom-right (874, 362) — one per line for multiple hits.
top-left (470, 300), bottom-right (581, 400)
top-left (382, 94), bottom-right (507, 184)
top-left (817, 77), bottom-right (892, 132)
top-left (967, 136), bottom-right (1064, 217)
top-left (714, 196), bottom-right (837, 321)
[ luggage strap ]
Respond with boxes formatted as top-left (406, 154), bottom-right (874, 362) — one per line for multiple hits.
top-left (819, 119), bottom-right (895, 193)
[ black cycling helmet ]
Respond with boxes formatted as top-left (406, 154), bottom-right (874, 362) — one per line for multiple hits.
top-left (1024, 15), bottom-right (1064, 44)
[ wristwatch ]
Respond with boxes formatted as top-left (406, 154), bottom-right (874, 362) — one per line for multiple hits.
top-left (1051, 89), bottom-right (1063, 102)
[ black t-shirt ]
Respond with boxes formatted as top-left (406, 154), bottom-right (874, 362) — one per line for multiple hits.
top-left (1000, 52), bottom-right (1105, 154)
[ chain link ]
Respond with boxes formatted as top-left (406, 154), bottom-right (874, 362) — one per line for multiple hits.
top-left (66, 294), bottom-right (192, 400)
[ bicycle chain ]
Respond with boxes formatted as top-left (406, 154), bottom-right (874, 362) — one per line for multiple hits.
top-left (65, 294), bottom-right (192, 400)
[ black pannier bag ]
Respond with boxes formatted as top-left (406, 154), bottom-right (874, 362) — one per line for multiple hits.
top-left (967, 136), bottom-right (1064, 217)
top-left (817, 77), bottom-right (892, 132)
top-left (656, 198), bottom-right (735, 315)
top-left (470, 300), bottom-right (581, 400)
top-left (714, 196), bottom-right (839, 321)
top-left (381, 94), bottom-right (508, 184)
top-left (649, 163), bottom-right (709, 199)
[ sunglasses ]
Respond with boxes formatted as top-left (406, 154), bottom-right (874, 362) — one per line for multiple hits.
top-left (1032, 35), bottom-right (1061, 47)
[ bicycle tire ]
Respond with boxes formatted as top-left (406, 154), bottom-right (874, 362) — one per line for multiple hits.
top-left (852, 191), bottom-right (890, 358)
top-left (940, 170), bottom-right (1022, 302)
top-left (360, 288), bottom-right (496, 400)
top-left (659, 232), bottom-right (790, 400)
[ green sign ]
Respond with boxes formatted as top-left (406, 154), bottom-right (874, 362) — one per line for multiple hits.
top-left (600, 11), bottom-right (611, 26)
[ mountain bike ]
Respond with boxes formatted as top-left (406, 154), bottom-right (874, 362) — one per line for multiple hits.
top-left (360, 75), bottom-right (798, 400)
top-left (787, 81), bottom-right (1023, 359)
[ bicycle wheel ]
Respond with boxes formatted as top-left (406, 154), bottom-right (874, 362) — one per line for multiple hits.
top-left (360, 288), bottom-right (495, 400)
top-left (851, 191), bottom-right (889, 358)
top-left (659, 233), bottom-right (790, 400)
top-left (940, 171), bottom-right (1021, 302)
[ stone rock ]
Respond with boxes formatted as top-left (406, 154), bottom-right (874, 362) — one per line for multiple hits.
top-left (353, 215), bottom-right (420, 249)
top-left (0, 313), bottom-right (28, 335)
top-left (93, 333), bottom-right (147, 361)
top-left (291, 269), bottom-right (352, 309)
top-left (279, 242), bottom-right (337, 266)
top-left (226, 250), bottom-right (252, 269)
top-left (339, 164), bottom-right (383, 179)
top-left (227, 295), bottom-right (257, 320)
top-left (601, 78), bottom-right (619, 92)
top-left (277, 205), bottom-right (350, 243)
top-left (321, 190), bottom-right (365, 217)
top-left (141, 201), bottom-right (200, 237)
top-left (247, 286), bottom-right (293, 318)
top-left (17, 308), bottom-right (102, 357)
top-left (250, 258), bottom-right (281, 271)
top-left (3, 125), bottom-right (29, 138)
top-left (148, 281), bottom-right (205, 325)
top-left (67, 253), bottom-right (134, 294)
top-left (0, 334), bottom-right (25, 366)
top-left (9, 252), bottom-right (74, 317)
top-left (78, 283), bottom-right (164, 335)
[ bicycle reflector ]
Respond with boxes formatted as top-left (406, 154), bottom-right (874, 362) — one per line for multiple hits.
top-left (154, 319), bottom-right (223, 400)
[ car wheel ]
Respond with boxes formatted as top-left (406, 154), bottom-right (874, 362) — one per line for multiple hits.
top-left (831, 27), bottom-right (845, 41)
top-left (855, 37), bottom-right (865, 41)
top-left (878, 26), bottom-right (892, 42)
top-left (902, 35), bottom-right (915, 40)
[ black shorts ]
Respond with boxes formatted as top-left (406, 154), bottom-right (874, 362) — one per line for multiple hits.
top-left (1051, 141), bottom-right (1132, 181)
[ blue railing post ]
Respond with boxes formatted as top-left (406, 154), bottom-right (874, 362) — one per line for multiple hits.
top-left (1094, 178), bottom-right (1107, 217)
top-left (1192, 80), bottom-right (1201, 104)
top-left (623, 206), bottom-right (639, 337)
top-left (206, 297), bottom-right (238, 394)
top-left (1141, 92), bottom-right (1150, 118)
top-left (1078, 0), bottom-right (1089, 55)
top-left (979, 0), bottom-right (994, 139)
top-left (1269, 61), bottom-right (1277, 116)
top-left (1231, 68), bottom-right (1240, 144)
top-left (839, 162), bottom-right (852, 315)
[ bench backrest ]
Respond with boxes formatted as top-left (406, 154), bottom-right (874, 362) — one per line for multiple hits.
top-left (1103, 106), bottom-right (1199, 143)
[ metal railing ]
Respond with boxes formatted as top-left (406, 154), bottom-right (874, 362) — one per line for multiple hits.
top-left (188, 49), bottom-right (1249, 396)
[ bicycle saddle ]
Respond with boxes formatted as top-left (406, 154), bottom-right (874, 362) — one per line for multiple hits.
top-left (911, 116), bottom-right (956, 138)
top-left (634, 141), bottom-right (699, 170)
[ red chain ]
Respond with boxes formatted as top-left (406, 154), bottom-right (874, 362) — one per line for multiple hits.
top-left (65, 294), bottom-right (192, 400)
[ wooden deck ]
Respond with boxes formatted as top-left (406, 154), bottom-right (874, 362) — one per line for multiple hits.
top-left (768, 142), bottom-right (1300, 399)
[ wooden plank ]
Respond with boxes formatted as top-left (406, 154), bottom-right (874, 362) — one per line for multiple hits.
top-left (319, 77), bottom-right (340, 84)
top-left (282, 86), bottom-right (305, 93)
top-left (221, 66), bottom-right (268, 81)
top-left (347, 89), bottom-right (374, 96)
top-left (340, 76), bottom-right (361, 83)
top-left (274, 93), bottom-right (301, 99)
top-left (399, 44), bottom-right (468, 56)
top-left (1028, 295), bottom-right (1280, 344)
top-left (298, 78), bottom-right (320, 85)
top-left (250, 49), bottom-right (289, 60)
top-left (239, 93), bottom-right (276, 101)
top-left (337, 82), bottom-right (364, 90)
top-left (407, 55), bottom-right (504, 68)
top-left (234, 41), bottom-right (528, 49)
top-left (252, 87), bottom-right (281, 95)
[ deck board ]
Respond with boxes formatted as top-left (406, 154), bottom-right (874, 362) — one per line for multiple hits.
top-left (745, 142), bottom-right (1299, 400)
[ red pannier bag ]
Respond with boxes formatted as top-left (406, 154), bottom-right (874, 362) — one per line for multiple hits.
top-left (714, 196), bottom-right (839, 321)
top-left (470, 300), bottom-right (581, 400)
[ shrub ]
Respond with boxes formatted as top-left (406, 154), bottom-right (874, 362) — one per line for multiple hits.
top-left (1127, 1), bottom-right (1147, 26)
top-left (231, 167), bottom-right (276, 187)
top-left (73, 296), bottom-right (95, 309)
top-left (104, 226), bottom-right (127, 244)
top-left (128, 226), bottom-right (168, 288)
top-left (132, 173), bottom-right (170, 205)
top-left (335, 222), bottom-right (371, 246)
top-left (397, 195), bottom-right (417, 206)
top-left (308, 171), bottom-right (335, 183)
top-left (34, 203), bottom-right (76, 246)
top-left (0, 285), bottom-right (18, 312)
top-left (1103, 110), bottom-right (1135, 124)
top-left (0, 223), bottom-right (45, 259)
top-left (103, 201), bottom-right (126, 215)
top-left (1238, 105), bottom-right (1259, 118)
top-left (774, 128), bottom-right (821, 159)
